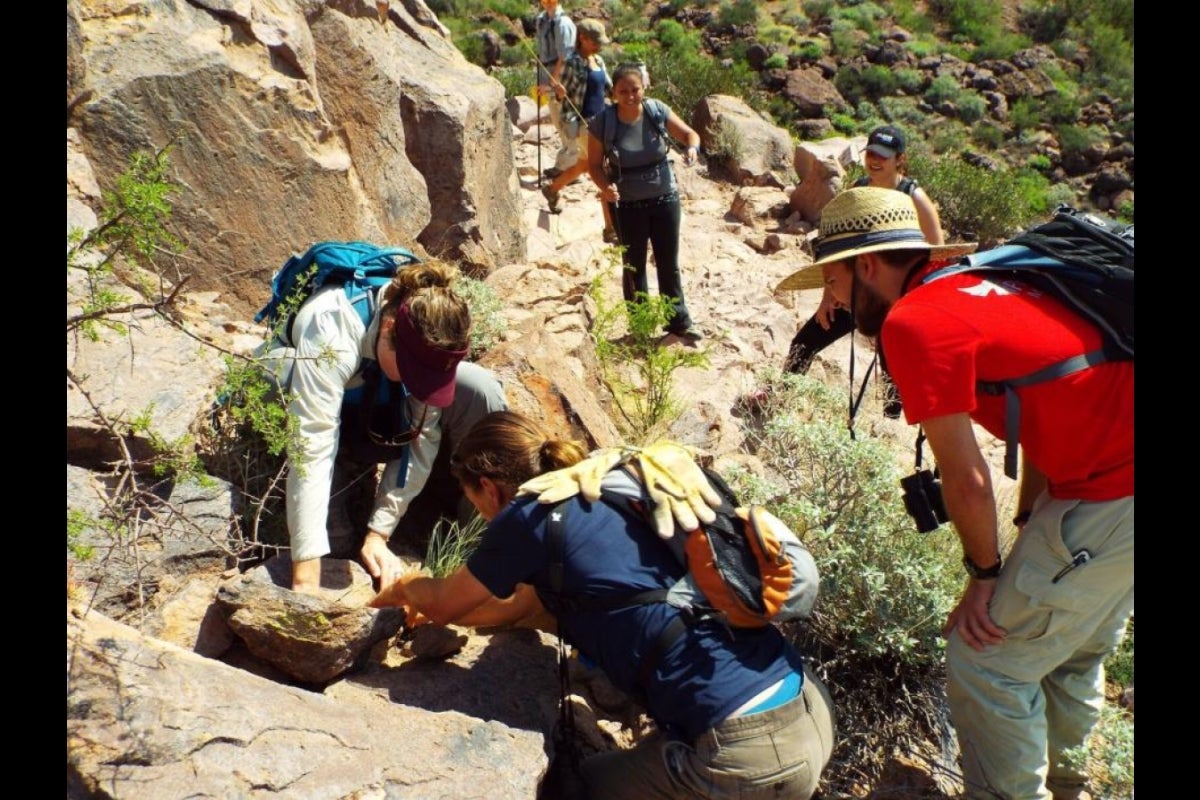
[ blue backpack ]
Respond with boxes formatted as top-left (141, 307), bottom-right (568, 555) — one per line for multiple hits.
top-left (255, 241), bottom-right (423, 467)
top-left (255, 241), bottom-right (420, 346)
top-left (921, 206), bottom-right (1134, 478)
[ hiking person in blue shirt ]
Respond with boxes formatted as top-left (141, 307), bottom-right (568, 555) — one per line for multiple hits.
top-left (586, 64), bottom-right (705, 342)
top-left (535, 0), bottom-right (577, 180)
top-left (372, 410), bottom-right (835, 799)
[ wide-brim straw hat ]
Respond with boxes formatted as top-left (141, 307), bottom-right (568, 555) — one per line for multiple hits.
top-left (777, 186), bottom-right (978, 292)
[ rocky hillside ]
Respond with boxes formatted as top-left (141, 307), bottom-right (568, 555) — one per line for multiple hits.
top-left (66, 2), bottom-right (1131, 798)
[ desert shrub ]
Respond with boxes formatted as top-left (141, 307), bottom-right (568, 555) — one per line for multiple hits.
top-left (829, 17), bottom-right (864, 58)
top-left (1116, 199), bottom-right (1134, 224)
top-left (889, 0), bottom-right (935, 34)
top-left (645, 24), bottom-right (759, 117)
top-left (758, 23), bottom-right (800, 48)
top-left (455, 274), bottom-right (506, 359)
top-left (1056, 124), bottom-right (1102, 160)
top-left (588, 270), bottom-right (709, 442)
top-left (972, 28), bottom-right (1030, 61)
top-left (1008, 97), bottom-right (1043, 134)
top-left (970, 120), bottom-right (1005, 149)
top-left (928, 0), bottom-right (1003, 45)
top-left (904, 37), bottom-right (939, 58)
top-left (839, 1), bottom-right (886, 35)
top-left (829, 111), bottom-right (858, 136)
top-left (655, 18), bottom-right (690, 50)
top-left (763, 52), bottom-right (788, 70)
top-left (801, 0), bottom-right (835, 22)
top-left (718, 0), bottom-right (759, 26)
top-left (731, 371), bottom-right (961, 666)
top-left (779, 10), bottom-right (810, 31)
top-left (1061, 703), bottom-right (1134, 799)
top-left (957, 91), bottom-right (987, 123)
top-left (924, 74), bottom-right (962, 106)
top-left (894, 67), bottom-right (924, 95)
top-left (834, 64), bottom-right (896, 106)
top-left (795, 39), bottom-right (825, 61)
top-left (875, 96), bottom-right (922, 127)
top-left (915, 156), bottom-right (1041, 246)
top-left (492, 65), bottom-right (533, 100)
top-left (1027, 153), bottom-right (1052, 172)
top-left (925, 119), bottom-right (969, 154)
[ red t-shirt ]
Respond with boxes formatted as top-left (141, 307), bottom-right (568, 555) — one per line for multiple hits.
top-left (882, 265), bottom-right (1134, 501)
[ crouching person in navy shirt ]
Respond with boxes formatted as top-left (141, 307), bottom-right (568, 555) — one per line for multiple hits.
top-left (372, 410), bottom-right (835, 799)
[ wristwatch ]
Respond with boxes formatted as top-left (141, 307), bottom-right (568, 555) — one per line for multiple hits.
top-left (963, 554), bottom-right (1003, 580)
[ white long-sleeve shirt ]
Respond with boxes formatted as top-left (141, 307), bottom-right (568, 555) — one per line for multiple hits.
top-left (262, 286), bottom-right (442, 562)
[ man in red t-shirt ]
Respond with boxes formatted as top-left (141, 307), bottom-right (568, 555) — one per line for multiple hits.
top-left (777, 187), bottom-right (1133, 800)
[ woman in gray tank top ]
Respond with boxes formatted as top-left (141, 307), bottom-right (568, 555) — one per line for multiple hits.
top-left (587, 64), bottom-right (704, 342)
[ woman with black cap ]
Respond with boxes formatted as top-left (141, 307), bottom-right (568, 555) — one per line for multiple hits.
top-left (764, 125), bottom-right (945, 418)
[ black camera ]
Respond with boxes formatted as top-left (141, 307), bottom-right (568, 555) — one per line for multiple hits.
top-left (901, 470), bottom-right (949, 533)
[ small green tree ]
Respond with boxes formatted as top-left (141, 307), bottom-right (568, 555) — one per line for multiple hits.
top-left (588, 271), bottom-right (708, 443)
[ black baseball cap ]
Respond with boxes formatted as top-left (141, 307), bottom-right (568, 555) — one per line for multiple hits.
top-left (866, 125), bottom-right (906, 158)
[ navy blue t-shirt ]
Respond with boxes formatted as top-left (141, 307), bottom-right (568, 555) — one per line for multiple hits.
top-left (466, 495), bottom-right (804, 740)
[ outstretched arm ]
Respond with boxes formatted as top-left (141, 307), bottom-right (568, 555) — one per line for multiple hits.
top-left (912, 187), bottom-right (945, 245)
top-left (664, 108), bottom-right (701, 166)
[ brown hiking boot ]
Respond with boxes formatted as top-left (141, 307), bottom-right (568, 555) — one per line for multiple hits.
top-left (542, 184), bottom-right (562, 213)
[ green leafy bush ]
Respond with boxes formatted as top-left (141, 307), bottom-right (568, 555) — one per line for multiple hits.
top-left (731, 371), bottom-right (961, 666)
top-left (970, 120), bottom-right (1005, 149)
top-left (894, 67), bottom-right (925, 95)
top-left (1027, 153), bottom-right (1052, 172)
top-left (928, 0), bottom-right (1003, 45)
top-left (915, 156), bottom-right (1042, 246)
top-left (588, 270), bottom-right (709, 443)
top-left (924, 74), bottom-right (962, 105)
top-left (718, 0), bottom-right (759, 26)
top-left (801, 0), bottom-right (835, 22)
top-left (1061, 703), bottom-right (1134, 799)
top-left (763, 52), bottom-right (788, 70)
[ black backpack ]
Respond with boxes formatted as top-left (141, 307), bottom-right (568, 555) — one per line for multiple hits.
top-left (921, 206), bottom-right (1134, 478)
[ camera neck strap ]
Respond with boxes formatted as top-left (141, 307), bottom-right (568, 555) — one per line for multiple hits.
top-left (913, 426), bottom-right (937, 476)
top-left (846, 272), bottom-right (879, 441)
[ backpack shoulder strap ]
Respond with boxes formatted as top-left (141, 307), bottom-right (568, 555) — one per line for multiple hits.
top-left (643, 99), bottom-right (671, 143)
top-left (897, 176), bottom-right (918, 195)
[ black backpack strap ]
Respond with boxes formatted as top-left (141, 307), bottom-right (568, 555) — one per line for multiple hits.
top-left (978, 349), bottom-right (1109, 479)
top-left (897, 176), bottom-right (918, 195)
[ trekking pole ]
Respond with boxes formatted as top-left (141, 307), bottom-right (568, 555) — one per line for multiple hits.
top-left (536, 60), bottom-right (543, 189)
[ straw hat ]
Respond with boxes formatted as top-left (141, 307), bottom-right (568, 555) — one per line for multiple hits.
top-left (777, 187), bottom-right (978, 292)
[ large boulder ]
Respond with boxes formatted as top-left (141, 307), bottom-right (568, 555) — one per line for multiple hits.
top-left (782, 67), bottom-right (849, 119)
top-left (692, 94), bottom-right (798, 188)
top-left (68, 605), bottom-right (553, 799)
top-left (68, 0), bottom-right (524, 319)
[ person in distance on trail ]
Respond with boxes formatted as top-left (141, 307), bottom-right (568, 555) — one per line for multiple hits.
top-left (534, 0), bottom-right (578, 180)
top-left (540, 17), bottom-right (614, 243)
top-left (586, 63), bottom-right (705, 342)
top-left (777, 186), bottom-right (1133, 800)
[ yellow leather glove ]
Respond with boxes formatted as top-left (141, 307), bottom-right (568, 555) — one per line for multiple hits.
top-left (636, 441), bottom-right (722, 539)
top-left (516, 447), bottom-right (634, 504)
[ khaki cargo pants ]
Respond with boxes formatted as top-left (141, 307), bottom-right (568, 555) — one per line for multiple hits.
top-left (947, 494), bottom-right (1134, 800)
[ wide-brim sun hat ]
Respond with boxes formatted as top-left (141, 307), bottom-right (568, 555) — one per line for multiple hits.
top-left (776, 187), bottom-right (978, 292)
